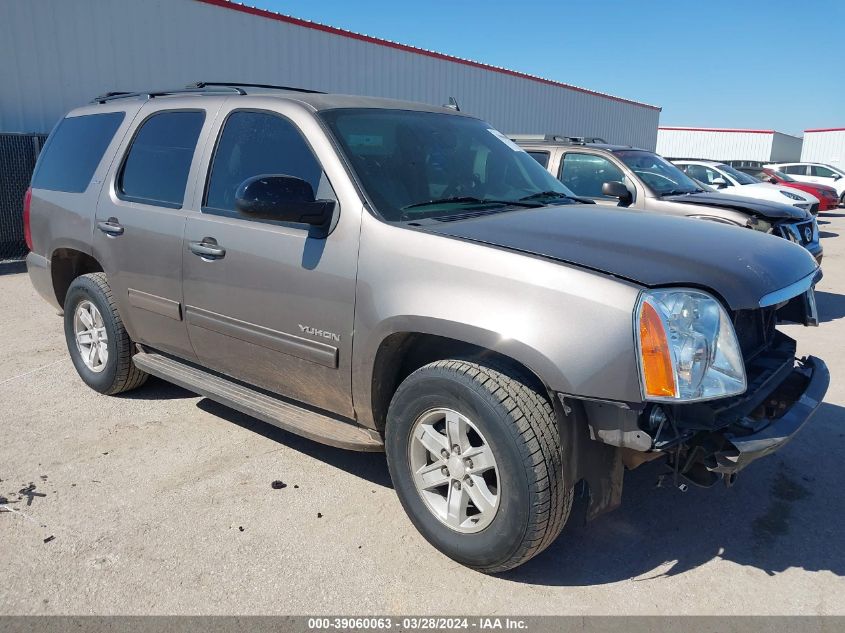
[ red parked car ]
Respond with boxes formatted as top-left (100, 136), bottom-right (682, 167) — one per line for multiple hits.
top-left (745, 167), bottom-right (840, 211)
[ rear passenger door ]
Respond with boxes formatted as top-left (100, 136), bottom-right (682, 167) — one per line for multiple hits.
top-left (93, 105), bottom-right (214, 361)
top-left (180, 106), bottom-right (361, 418)
top-left (783, 164), bottom-right (811, 183)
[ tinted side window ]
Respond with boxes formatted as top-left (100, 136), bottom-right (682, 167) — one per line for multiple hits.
top-left (681, 164), bottom-right (707, 181)
top-left (783, 165), bottom-right (806, 175)
top-left (119, 111), bottom-right (205, 208)
top-left (205, 111), bottom-right (323, 214)
top-left (684, 164), bottom-right (724, 186)
top-left (526, 151), bottom-right (550, 168)
top-left (31, 112), bottom-right (125, 193)
top-left (811, 165), bottom-right (835, 177)
top-left (559, 152), bottom-right (625, 198)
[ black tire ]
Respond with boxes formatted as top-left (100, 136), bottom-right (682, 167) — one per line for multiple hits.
top-left (840, 192), bottom-right (845, 207)
top-left (63, 272), bottom-right (148, 395)
top-left (385, 359), bottom-right (572, 573)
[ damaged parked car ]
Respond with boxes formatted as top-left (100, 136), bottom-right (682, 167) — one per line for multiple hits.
top-left (25, 83), bottom-right (829, 572)
top-left (515, 135), bottom-right (822, 263)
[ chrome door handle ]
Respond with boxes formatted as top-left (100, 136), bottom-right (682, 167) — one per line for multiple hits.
top-left (97, 218), bottom-right (124, 236)
top-left (189, 239), bottom-right (226, 260)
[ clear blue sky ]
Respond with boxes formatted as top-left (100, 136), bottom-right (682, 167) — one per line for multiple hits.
top-left (252, 0), bottom-right (843, 136)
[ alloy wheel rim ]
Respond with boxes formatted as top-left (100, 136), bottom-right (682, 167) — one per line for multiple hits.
top-left (73, 300), bottom-right (108, 373)
top-left (408, 408), bottom-right (500, 533)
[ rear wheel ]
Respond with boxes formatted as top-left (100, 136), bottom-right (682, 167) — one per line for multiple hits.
top-left (385, 359), bottom-right (572, 573)
top-left (64, 273), bottom-right (148, 395)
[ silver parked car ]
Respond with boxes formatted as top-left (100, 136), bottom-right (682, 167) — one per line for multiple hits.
top-left (25, 84), bottom-right (828, 572)
top-left (515, 135), bottom-right (822, 263)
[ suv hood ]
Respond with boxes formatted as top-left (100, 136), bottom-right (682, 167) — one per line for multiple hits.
top-left (423, 205), bottom-right (819, 310)
top-left (663, 191), bottom-right (810, 221)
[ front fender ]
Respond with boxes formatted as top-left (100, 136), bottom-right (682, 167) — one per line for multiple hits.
top-left (351, 214), bottom-right (645, 428)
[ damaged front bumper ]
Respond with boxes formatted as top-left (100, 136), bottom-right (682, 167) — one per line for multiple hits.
top-left (578, 333), bottom-right (829, 491)
top-left (703, 355), bottom-right (828, 475)
top-left (651, 346), bottom-right (829, 486)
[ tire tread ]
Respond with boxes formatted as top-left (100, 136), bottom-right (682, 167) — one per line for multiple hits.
top-left (71, 273), bottom-right (148, 395)
top-left (415, 359), bottom-right (572, 573)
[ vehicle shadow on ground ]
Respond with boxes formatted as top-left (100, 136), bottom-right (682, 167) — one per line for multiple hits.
top-left (195, 398), bottom-right (393, 488)
top-left (502, 401), bottom-right (845, 586)
top-left (117, 376), bottom-right (197, 400)
top-left (815, 291), bottom-right (845, 323)
top-left (820, 231), bottom-right (840, 238)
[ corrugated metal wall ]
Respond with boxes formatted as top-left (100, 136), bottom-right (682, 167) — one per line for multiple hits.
top-left (801, 130), bottom-right (845, 171)
top-left (0, 0), bottom-right (660, 148)
top-left (656, 128), bottom-right (776, 161)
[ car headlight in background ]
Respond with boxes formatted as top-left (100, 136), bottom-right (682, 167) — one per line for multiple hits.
top-left (636, 289), bottom-right (746, 402)
top-left (779, 190), bottom-right (804, 201)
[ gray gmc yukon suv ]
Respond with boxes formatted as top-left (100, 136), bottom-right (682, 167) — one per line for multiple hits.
top-left (25, 84), bottom-right (829, 572)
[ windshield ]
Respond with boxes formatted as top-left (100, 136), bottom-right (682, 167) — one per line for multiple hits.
top-left (320, 109), bottom-right (576, 221)
top-left (613, 150), bottom-right (703, 195)
top-left (718, 164), bottom-right (760, 185)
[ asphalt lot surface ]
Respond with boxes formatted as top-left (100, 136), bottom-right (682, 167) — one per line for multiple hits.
top-left (2, 214), bottom-right (845, 615)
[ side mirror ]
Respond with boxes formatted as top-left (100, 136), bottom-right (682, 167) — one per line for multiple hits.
top-left (235, 175), bottom-right (334, 228)
top-left (768, 177), bottom-right (778, 185)
top-left (833, 174), bottom-right (842, 181)
top-left (711, 177), bottom-right (728, 188)
top-left (601, 180), bottom-right (633, 205)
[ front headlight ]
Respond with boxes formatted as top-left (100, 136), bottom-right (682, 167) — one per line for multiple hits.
top-left (636, 289), bottom-right (747, 402)
top-left (780, 190), bottom-right (803, 201)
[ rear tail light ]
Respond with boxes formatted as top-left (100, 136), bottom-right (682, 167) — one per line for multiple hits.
top-left (23, 187), bottom-right (33, 251)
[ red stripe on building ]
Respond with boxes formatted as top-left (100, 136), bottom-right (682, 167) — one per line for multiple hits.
top-left (804, 127), bottom-right (845, 133)
top-left (658, 127), bottom-right (775, 134)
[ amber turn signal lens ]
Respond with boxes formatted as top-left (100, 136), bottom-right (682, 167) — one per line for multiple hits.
top-left (639, 301), bottom-right (676, 398)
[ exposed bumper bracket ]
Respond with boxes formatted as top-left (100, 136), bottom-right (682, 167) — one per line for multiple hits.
top-left (706, 356), bottom-right (829, 475)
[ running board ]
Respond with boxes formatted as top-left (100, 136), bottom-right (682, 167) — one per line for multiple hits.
top-left (132, 351), bottom-right (383, 452)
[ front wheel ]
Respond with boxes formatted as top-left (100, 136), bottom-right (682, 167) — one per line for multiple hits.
top-left (385, 359), bottom-right (572, 573)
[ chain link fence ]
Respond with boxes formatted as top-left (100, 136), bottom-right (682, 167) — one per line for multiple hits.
top-left (0, 133), bottom-right (48, 262)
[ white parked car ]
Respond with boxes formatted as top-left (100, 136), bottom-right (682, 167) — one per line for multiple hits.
top-left (766, 162), bottom-right (845, 204)
top-left (674, 160), bottom-right (820, 213)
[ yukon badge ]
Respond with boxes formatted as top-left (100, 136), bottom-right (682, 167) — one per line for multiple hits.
top-left (299, 324), bottom-right (341, 343)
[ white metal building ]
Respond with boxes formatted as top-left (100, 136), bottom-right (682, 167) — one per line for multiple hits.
top-left (656, 127), bottom-right (802, 162)
top-left (801, 128), bottom-right (845, 171)
top-left (0, 0), bottom-right (661, 148)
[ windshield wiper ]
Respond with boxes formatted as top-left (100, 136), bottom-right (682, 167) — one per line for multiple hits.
top-left (401, 196), bottom-right (541, 211)
top-left (517, 191), bottom-right (578, 203)
top-left (660, 189), bottom-right (699, 197)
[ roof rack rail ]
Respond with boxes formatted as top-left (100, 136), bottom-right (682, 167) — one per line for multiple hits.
top-left (92, 85), bottom-right (246, 104)
top-left (508, 133), bottom-right (608, 145)
top-left (190, 81), bottom-right (325, 94)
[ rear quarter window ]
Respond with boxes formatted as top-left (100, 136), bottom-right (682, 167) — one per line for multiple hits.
top-left (526, 151), bottom-right (550, 168)
top-left (31, 112), bottom-right (125, 193)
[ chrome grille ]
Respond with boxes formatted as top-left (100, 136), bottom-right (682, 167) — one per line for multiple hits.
top-left (777, 220), bottom-right (816, 245)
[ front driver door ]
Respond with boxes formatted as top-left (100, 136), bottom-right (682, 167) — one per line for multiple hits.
top-left (181, 106), bottom-right (361, 417)
top-left (558, 151), bottom-right (632, 207)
